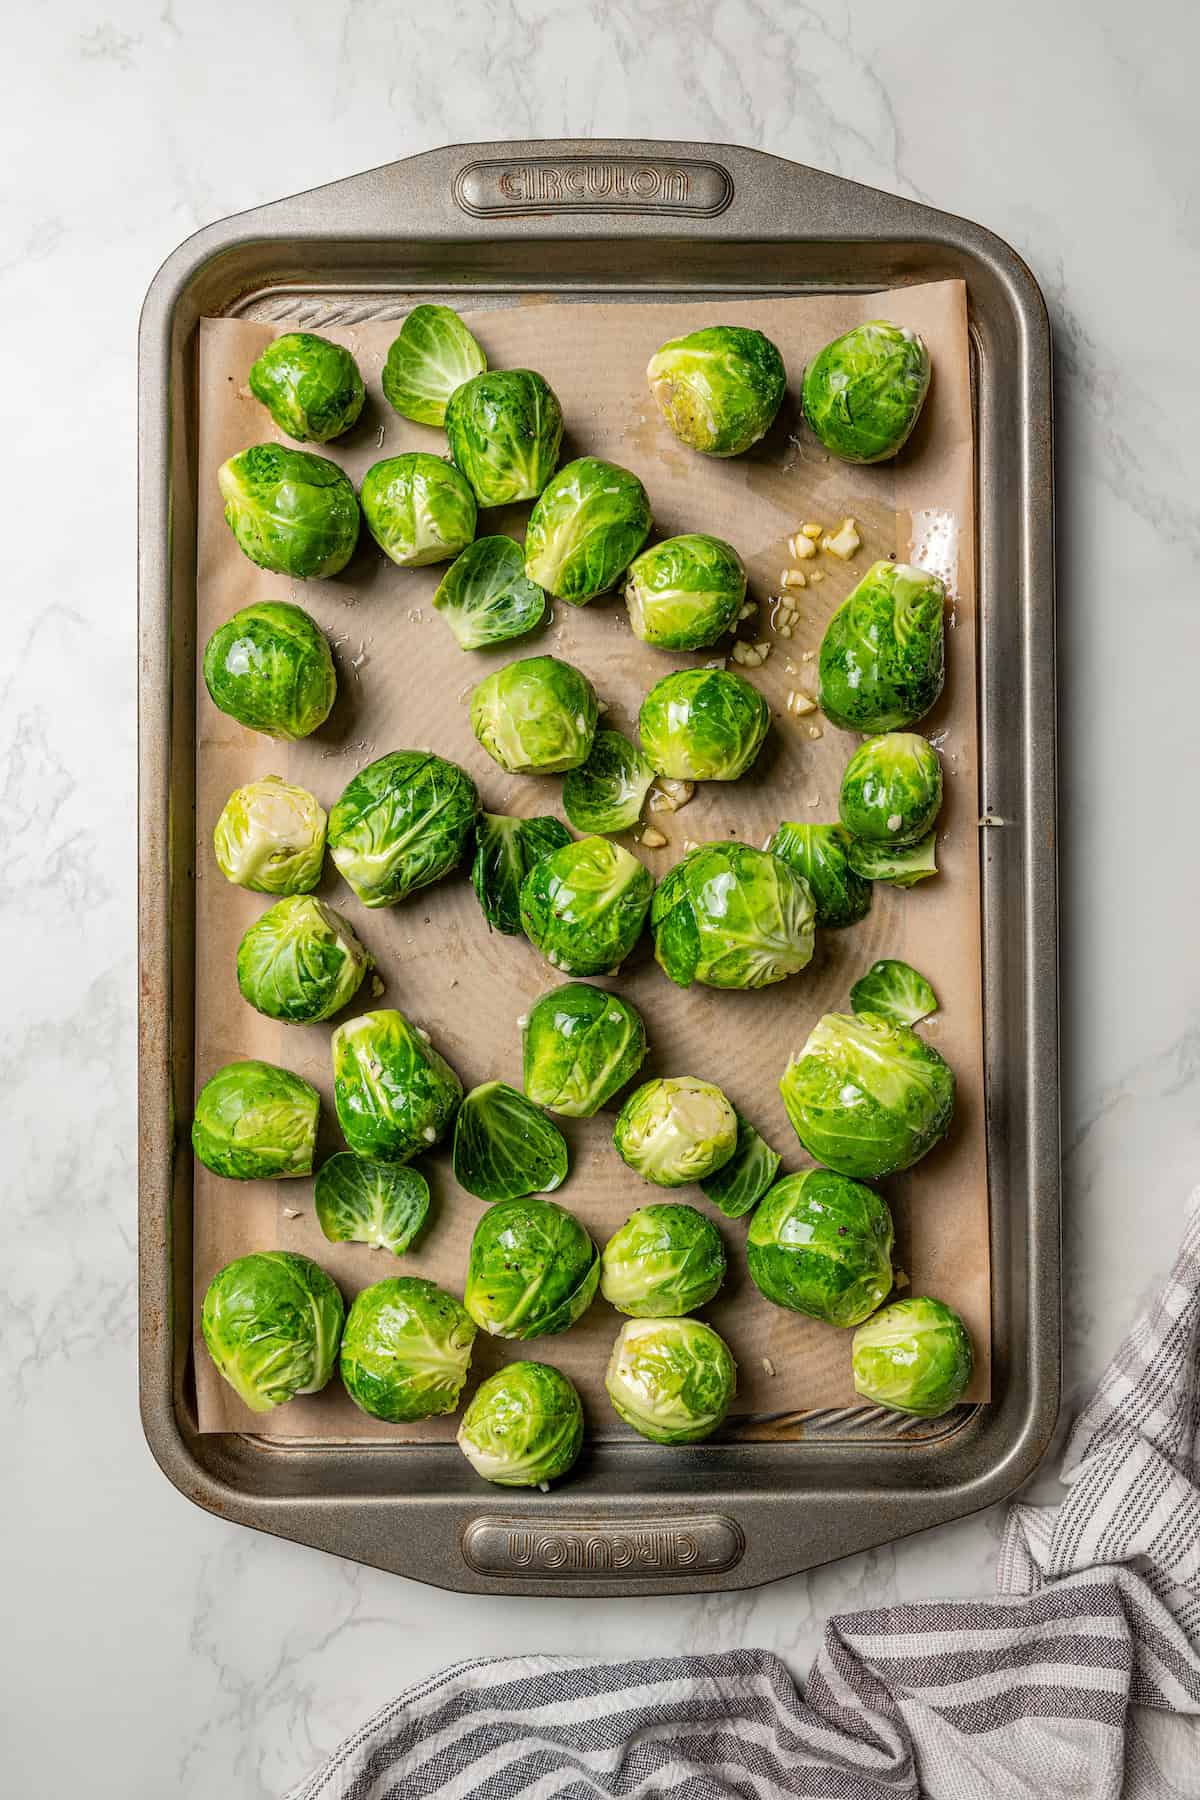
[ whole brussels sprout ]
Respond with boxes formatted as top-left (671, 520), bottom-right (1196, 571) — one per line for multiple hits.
top-left (520, 836), bottom-right (654, 976)
top-left (651, 841), bottom-right (815, 990)
top-left (360, 452), bottom-right (476, 568)
top-left (839, 732), bottom-right (943, 847)
top-left (457, 1362), bottom-right (583, 1487)
top-left (236, 895), bottom-right (371, 1024)
top-left (624, 534), bottom-right (746, 650)
top-left (328, 750), bottom-right (478, 908)
top-left (471, 813), bottom-right (572, 936)
top-left (638, 667), bottom-right (769, 782)
top-left (605, 1316), bottom-right (736, 1443)
top-left (850, 958), bottom-right (938, 1027)
top-left (614, 1077), bottom-right (737, 1187)
top-left (646, 325), bottom-right (786, 457)
top-left (340, 1276), bottom-right (476, 1422)
top-left (332, 1009), bottom-right (462, 1163)
top-left (463, 1197), bottom-right (598, 1337)
top-left (780, 1010), bottom-right (955, 1179)
top-left (699, 1112), bottom-right (780, 1219)
top-left (218, 444), bottom-right (359, 578)
top-left (522, 982), bottom-right (647, 1117)
top-left (818, 560), bottom-right (946, 734)
top-left (446, 369), bottom-right (564, 507)
top-left (381, 303), bottom-right (487, 426)
top-left (201, 1251), bottom-right (343, 1413)
top-left (452, 1082), bottom-right (569, 1203)
top-left (562, 730), bottom-right (656, 835)
top-left (213, 775), bottom-right (326, 894)
top-left (524, 457), bottom-right (652, 605)
top-left (248, 331), bottom-right (365, 443)
top-left (747, 1170), bottom-right (893, 1327)
top-left (846, 831), bottom-right (938, 888)
top-left (202, 601), bottom-right (336, 741)
top-left (313, 1154), bottom-right (430, 1256)
top-left (852, 1296), bottom-right (974, 1417)
top-left (601, 1203), bottom-right (726, 1317)
top-left (470, 655), bottom-right (598, 775)
top-left (802, 320), bottom-right (930, 464)
top-left (768, 821), bottom-right (871, 930)
top-left (192, 1059), bottom-right (319, 1180)
top-left (432, 536), bottom-right (546, 651)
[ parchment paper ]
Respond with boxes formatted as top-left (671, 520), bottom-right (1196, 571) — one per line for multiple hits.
top-left (194, 282), bottom-right (986, 1440)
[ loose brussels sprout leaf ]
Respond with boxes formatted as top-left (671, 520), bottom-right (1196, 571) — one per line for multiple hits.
top-left (201, 1251), bottom-right (344, 1414)
top-left (768, 822), bottom-right (872, 930)
top-left (605, 1316), bottom-right (736, 1443)
top-left (202, 601), bottom-right (336, 741)
top-left (213, 775), bottom-right (326, 894)
top-left (562, 730), bottom-right (656, 835)
top-left (852, 1296), bottom-right (974, 1417)
top-left (802, 320), bottom-right (931, 464)
top-left (247, 331), bottom-right (365, 444)
top-left (524, 457), bottom-right (652, 605)
top-left (651, 841), bottom-right (815, 990)
top-left (698, 1113), bottom-right (781, 1219)
top-left (457, 1361), bottom-right (584, 1488)
top-left (332, 1010), bottom-right (463, 1163)
top-left (747, 1169), bottom-right (894, 1327)
top-left (452, 1081), bottom-right (569, 1203)
top-left (432, 536), bottom-right (547, 651)
top-left (218, 444), bottom-right (360, 578)
top-left (340, 1276), bottom-right (476, 1422)
top-left (313, 1153), bottom-right (430, 1256)
top-left (471, 813), bottom-right (572, 937)
top-left (520, 836), bottom-right (654, 977)
top-left (236, 896), bottom-right (371, 1025)
top-left (381, 304), bottom-right (487, 427)
top-left (840, 732), bottom-right (943, 848)
top-left (646, 325), bottom-right (786, 458)
top-left (445, 369), bottom-right (564, 507)
top-left (360, 452), bottom-right (477, 568)
top-left (470, 655), bottom-right (598, 775)
top-left (818, 561), bottom-right (946, 733)
top-left (624, 534), bottom-right (747, 651)
top-left (463, 1197), bottom-right (598, 1337)
top-left (328, 750), bottom-right (478, 908)
top-left (780, 1010), bottom-right (955, 1179)
top-left (845, 830), bottom-right (939, 888)
top-left (192, 1059), bottom-right (319, 1180)
top-left (522, 981), bottom-right (647, 1117)
top-left (850, 959), bottom-right (939, 1028)
top-left (638, 667), bottom-right (769, 782)
top-left (614, 1077), bottom-right (737, 1188)
top-left (600, 1203), bottom-right (726, 1317)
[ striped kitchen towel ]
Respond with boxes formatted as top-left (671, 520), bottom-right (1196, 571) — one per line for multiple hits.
top-left (288, 1189), bottom-right (1200, 1799)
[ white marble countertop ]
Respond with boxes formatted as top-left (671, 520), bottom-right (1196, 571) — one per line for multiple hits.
top-left (7, 1), bottom-right (1199, 1793)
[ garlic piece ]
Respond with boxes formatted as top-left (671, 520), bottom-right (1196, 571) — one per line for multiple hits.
top-left (640, 827), bottom-right (668, 849)
top-left (821, 517), bottom-right (861, 560)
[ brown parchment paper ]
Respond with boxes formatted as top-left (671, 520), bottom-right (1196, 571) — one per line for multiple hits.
top-left (194, 283), bottom-right (985, 1441)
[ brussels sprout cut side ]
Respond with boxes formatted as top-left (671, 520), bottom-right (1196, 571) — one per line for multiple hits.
top-left (562, 730), bottom-right (656, 836)
top-left (852, 1296), bottom-right (974, 1417)
top-left (802, 320), bottom-right (931, 464)
top-left (606, 1317), bottom-right (736, 1443)
top-left (850, 959), bottom-right (939, 1027)
top-left (818, 560), bottom-right (946, 734)
top-left (192, 1059), bottom-right (319, 1181)
top-left (313, 1154), bottom-right (430, 1256)
top-left (652, 842), bottom-right (815, 990)
top-left (840, 733), bottom-right (943, 848)
top-left (522, 982), bottom-right (647, 1117)
top-left (218, 445), bottom-right (360, 578)
top-left (432, 537), bottom-right (547, 651)
top-left (458, 1363), bottom-right (584, 1488)
top-left (520, 836), bottom-right (654, 977)
top-left (236, 896), bottom-right (371, 1025)
top-left (203, 601), bottom-right (336, 741)
top-left (638, 667), bottom-right (769, 782)
top-left (747, 1170), bottom-right (894, 1328)
top-left (471, 813), bottom-right (572, 937)
top-left (332, 1010), bottom-right (463, 1164)
top-left (470, 655), bottom-right (598, 775)
top-left (463, 1197), bottom-right (598, 1337)
top-left (360, 452), bottom-right (477, 568)
top-left (601, 1203), bottom-right (726, 1317)
top-left (845, 831), bottom-right (939, 888)
top-left (445, 369), bottom-right (564, 507)
top-left (340, 1277), bottom-right (476, 1422)
top-left (213, 776), bottom-right (326, 895)
top-left (646, 325), bottom-right (786, 457)
top-left (699, 1113), bottom-right (781, 1219)
top-left (202, 1251), bottom-right (344, 1414)
top-left (328, 750), bottom-right (478, 908)
top-left (614, 1077), bottom-right (738, 1188)
top-left (780, 1010), bottom-right (955, 1180)
top-left (452, 1082), bottom-right (569, 1204)
top-left (248, 332), bottom-right (365, 443)
top-left (768, 822), bottom-right (872, 930)
top-left (524, 457), bottom-right (652, 605)
top-left (381, 304), bottom-right (487, 427)
top-left (624, 534), bottom-right (747, 651)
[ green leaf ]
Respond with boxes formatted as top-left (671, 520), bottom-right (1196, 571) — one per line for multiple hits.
top-left (845, 830), bottom-right (938, 887)
top-left (381, 305), bottom-right (487, 426)
top-left (768, 821), bottom-right (871, 929)
top-left (699, 1113), bottom-right (781, 1218)
top-left (850, 959), bottom-right (938, 1027)
top-left (562, 730), bottom-right (656, 835)
top-left (432, 536), bottom-right (547, 651)
top-left (313, 1154), bottom-right (431, 1255)
top-left (471, 813), bottom-right (571, 937)
top-left (452, 1082), bottom-right (569, 1203)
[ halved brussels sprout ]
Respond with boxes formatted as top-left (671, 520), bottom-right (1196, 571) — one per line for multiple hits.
top-left (522, 982), bottom-right (647, 1117)
top-left (651, 841), bottom-right (815, 990)
top-left (845, 830), bottom-right (938, 887)
top-left (524, 457), bottom-right (652, 604)
top-left (747, 1169), bottom-right (893, 1327)
top-left (470, 655), bottom-right (598, 775)
top-left (614, 1077), bottom-right (737, 1188)
top-left (520, 836), bottom-right (654, 977)
top-left (313, 1153), bottom-right (430, 1256)
top-left (699, 1113), bottom-right (781, 1219)
top-left (452, 1082), bottom-right (569, 1203)
top-left (768, 822), bottom-right (871, 930)
top-left (445, 369), bottom-right (564, 507)
top-left (624, 534), bottom-right (747, 650)
top-left (562, 730), bottom-right (656, 835)
top-left (638, 667), bottom-right (769, 782)
top-left (201, 1251), bottom-right (343, 1413)
top-left (471, 813), bottom-right (572, 936)
top-left (817, 560), bottom-right (946, 733)
top-left (457, 1362), bottom-right (583, 1487)
top-left (463, 1197), bottom-right (597, 1336)
top-left (432, 536), bottom-right (547, 651)
top-left (203, 600), bottom-right (336, 741)
top-left (780, 1010), bottom-right (955, 1179)
top-left (646, 325), bottom-right (786, 457)
top-left (601, 1203), bottom-right (726, 1317)
top-left (332, 1010), bottom-right (462, 1163)
top-left (852, 1296), bottom-right (973, 1417)
top-left (236, 895), bottom-right (371, 1024)
top-left (328, 750), bottom-right (478, 908)
top-left (360, 452), bottom-right (477, 568)
top-left (850, 959), bottom-right (938, 1027)
top-left (192, 1059), bottom-right (319, 1180)
top-left (218, 444), bottom-right (360, 578)
top-left (248, 331), bottom-right (365, 443)
top-left (605, 1316), bottom-right (736, 1443)
top-left (213, 776), bottom-right (326, 894)
top-left (840, 732), bottom-right (943, 847)
top-left (381, 304), bottom-right (487, 426)
top-left (802, 320), bottom-right (930, 464)
top-left (340, 1276), bottom-right (476, 1422)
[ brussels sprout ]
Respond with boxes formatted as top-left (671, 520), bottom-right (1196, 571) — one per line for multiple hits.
top-left (768, 822), bottom-right (872, 930)
top-left (817, 561), bottom-right (946, 733)
top-left (471, 813), bottom-right (572, 936)
top-left (840, 732), bottom-right (943, 848)
top-left (332, 1010), bottom-right (462, 1163)
top-left (236, 895), bottom-right (371, 1025)
top-left (852, 1296), bottom-right (974, 1417)
top-left (469, 655), bottom-right (598, 775)
top-left (646, 325), bottom-right (786, 457)
top-left (802, 320), bottom-right (930, 464)
top-left (624, 535), bottom-right (747, 651)
top-left (247, 331), bottom-right (365, 443)
top-left (850, 959), bottom-right (938, 1027)
top-left (452, 1082), bottom-right (569, 1204)
top-left (381, 304), bottom-right (487, 426)
top-left (605, 1316), bottom-right (736, 1443)
top-left (314, 1153), bottom-right (430, 1256)
top-left (457, 1362), bottom-right (583, 1487)
top-left (340, 1276), bottom-right (476, 1422)
top-left (522, 982), bottom-right (647, 1117)
top-left (446, 369), bottom-right (564, 507)
top-left (432, 536), bottom-right (547, 651)
top-left (201, 1251), bottom-right (344, 1414)
top-left (780, 1010), bottom-right (955, 1179)
top-left (520, 836), bottom-right (654, 977)
top-left (524, 457), bottom-right (652, 605)
top-left (192, 1059), bottom-right (319, 1181)
top-left (747, 1169), bottom-right (894, 1327)
top-left (328, 750), bottom-right (478, 908)
top-left (562, 730), bottom-right (656, 835)
top-left (845, 831), bottom-right (938, 887)
top-left (218, 444), bottom-right (359, 578)
top-left (601, 1203), bottom-right (725, 1317)
top-left (463, 1197), bottom-right (598, 1336)
top-left (202, 601), bottom-right (336, 741)
top-left (360, 452), bottom-right (477, 568)
top-left (651, 841), bottom-right (815, 990)
top-left (699, 1113), bottom-right (781, 1219)
top-left (638, 667), bottom-right (769, 782)
top-left (613, 1077), bottom-right (737, 1188)
top-left (213, 776), bottom-right (326, 894)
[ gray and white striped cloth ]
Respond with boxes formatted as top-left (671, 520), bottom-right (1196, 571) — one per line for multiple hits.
top-left (289, 1188), bottom-right (1200, 1799)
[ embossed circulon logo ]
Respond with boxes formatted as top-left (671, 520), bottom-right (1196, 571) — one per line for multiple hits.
top-left (462, 1514), bottom-right (745, 1579)
top-left (454, 157), bottom-right (733, 219)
